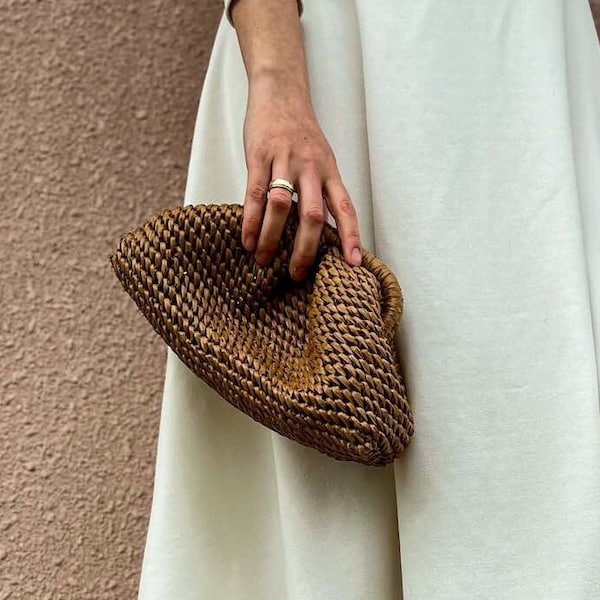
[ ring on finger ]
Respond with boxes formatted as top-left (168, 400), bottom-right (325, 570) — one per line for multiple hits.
top-left (268, 178), bottom-right (296, 195)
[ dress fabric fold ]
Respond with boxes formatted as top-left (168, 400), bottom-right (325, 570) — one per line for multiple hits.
top-left (138, 2), bottom-right (600, 598)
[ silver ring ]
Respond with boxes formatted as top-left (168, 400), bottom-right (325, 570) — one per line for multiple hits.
top-left (268, 178), bottom-right (296, 195)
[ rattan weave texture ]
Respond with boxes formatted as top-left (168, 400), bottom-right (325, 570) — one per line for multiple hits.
top-left (110, 202), bottom-right (414, 465)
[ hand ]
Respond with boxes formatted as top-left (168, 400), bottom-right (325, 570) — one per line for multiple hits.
top-left (240, 71), bottom-right (363, 282)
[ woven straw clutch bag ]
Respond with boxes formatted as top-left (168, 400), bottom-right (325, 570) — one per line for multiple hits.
top-left (110, 202), bottom-right (414, 466)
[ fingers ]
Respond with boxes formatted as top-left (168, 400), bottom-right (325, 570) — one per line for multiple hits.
top-left (242, 153), bottom-right (271, 253)
top-left (289, 170), bottom-right (326, 282)
top-left (242, 150), bottom-right (362, 280)
top-left (323, 177), bottom-right (362, 267)
top-left (253, 160), bottom-right (294, 267)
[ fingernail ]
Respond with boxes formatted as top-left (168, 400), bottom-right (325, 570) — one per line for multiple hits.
top-left (351, 247), bottom-right (362, 266)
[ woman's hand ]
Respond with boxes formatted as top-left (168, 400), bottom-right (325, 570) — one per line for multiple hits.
top-left (229, 0), bottom-right (362, 282)
top-left (241, 71), bottom-right (363, 282)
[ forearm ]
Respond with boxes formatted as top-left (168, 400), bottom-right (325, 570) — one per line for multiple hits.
top-left (229, 0), bottom-right (311, 104)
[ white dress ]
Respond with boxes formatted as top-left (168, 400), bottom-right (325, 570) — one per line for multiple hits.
top-left (138, 1), bottom-right (600, 598)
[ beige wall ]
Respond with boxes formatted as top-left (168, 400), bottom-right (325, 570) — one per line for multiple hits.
top-left (1, 2), bottom-right (599, 598)
top-left (0, 1), bottom-right (222, 598)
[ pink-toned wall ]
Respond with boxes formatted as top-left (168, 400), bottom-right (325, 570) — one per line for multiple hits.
top-left (1, 2), bottom-right (599, 599)
top-left (0, 1), bottom-right (222, 598)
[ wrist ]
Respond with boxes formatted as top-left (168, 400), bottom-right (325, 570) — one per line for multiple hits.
top-left (249, 67), bottom-right (313, 108)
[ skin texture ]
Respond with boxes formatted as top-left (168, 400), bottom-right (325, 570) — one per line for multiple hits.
top-left (230, 0), bottom-right (363, 282)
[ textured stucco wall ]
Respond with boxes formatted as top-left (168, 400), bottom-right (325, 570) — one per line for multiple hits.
top-left (1, 2), bottom-right (599, 599)
top-left (0, 1), bottom-right (222, 598)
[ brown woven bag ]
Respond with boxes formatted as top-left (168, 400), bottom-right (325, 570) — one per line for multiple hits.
top-left (109, 201), bottom-right (414, 466)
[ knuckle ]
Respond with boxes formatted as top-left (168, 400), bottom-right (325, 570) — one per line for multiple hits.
top-left (247, 145), bottom-right (269, 165)
top-left (268, 191), bottom-right (292, 210)
top-left (247, 183), bottom-right (268, 203)
top-left (338, 196), bottom-right (357, 216)
top-left (303, 205), bottom-right (325, 226)
top-left (300, 152), bottom-right (325, 169)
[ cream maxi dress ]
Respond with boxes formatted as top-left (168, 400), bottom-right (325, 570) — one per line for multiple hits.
top-left (138, 1), bottom-right (600, 598)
